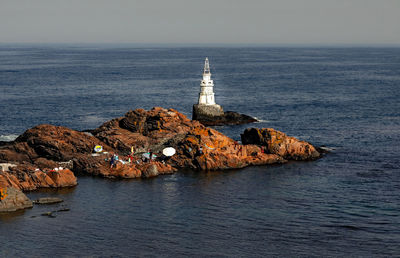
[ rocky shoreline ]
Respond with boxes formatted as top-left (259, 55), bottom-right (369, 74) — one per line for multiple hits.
top-left (0, 107), bottom-right (322, 212)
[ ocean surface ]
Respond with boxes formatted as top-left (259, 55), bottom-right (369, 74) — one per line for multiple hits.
top-left (0, 45), bottom-right (399, 257)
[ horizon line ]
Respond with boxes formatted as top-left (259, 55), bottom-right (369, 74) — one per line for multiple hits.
top-left (0, 42), bottom-right (399, 48)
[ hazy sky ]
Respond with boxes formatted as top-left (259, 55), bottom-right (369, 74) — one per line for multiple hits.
top-left (0, 0), bottom-right (399, 45)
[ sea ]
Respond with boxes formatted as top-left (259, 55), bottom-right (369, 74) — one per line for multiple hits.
top-left (0, 45), bottom-right (399, 257)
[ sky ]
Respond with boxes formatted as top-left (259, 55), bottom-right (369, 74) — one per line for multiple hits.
top-left (0, 0), bottom-right (399, 45)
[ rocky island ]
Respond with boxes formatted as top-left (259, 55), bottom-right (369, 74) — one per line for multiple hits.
top-left (0, 107), bottom-right (321, 212)
top-left (0, 58), bottom-right (322, 212)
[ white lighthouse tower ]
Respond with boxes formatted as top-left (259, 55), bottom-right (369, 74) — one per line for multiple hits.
top-left (192, 57), bottom-right (224, 121)
top-left (198, 57), bottom-right (216, 105)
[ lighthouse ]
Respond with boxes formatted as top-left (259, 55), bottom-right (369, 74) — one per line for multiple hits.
top-left (192, 57), bottom-right (224, 121)
top-left (198, 57), bottom-right (216, 105)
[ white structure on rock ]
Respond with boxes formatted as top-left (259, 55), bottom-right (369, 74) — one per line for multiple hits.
top-left (192, 58), bottom-right (224, 120)
top-left (192, 57), bottom-right (256, 124)
top-left (198, 57), bottom-right (216, 105)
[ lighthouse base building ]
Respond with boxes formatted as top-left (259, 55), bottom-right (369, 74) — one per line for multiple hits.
top-left (192, 103), bottom-right (224, 121)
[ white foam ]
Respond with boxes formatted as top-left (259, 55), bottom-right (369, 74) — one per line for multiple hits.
top-left (0, 134), bottom-right (19, 142)
top-left (82, 115), bottom-right (105, 123)
top-left (293, 135), bottom-right (311, 140)
top-left (319, 146), bottom-right (336, 151)
top-left (253, 117), bottom-right (270, 123)
top-left (84, 131), bottom-right (94, 137)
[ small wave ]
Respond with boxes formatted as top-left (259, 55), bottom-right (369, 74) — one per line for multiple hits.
top-left (292, 135), bottom-right (311, 140)
top-left (323, 224), bottom-right (362, 231)
top-left (253, 117), bottom-right (270, 123)
top-left (319, 146), bottom-right (336, 151)
top-left (357, 169), bottom-right (385, 178)
top-left (81, 115), bottom-right (105, 123)
top-left (0, 134), bottom-right (19, 142)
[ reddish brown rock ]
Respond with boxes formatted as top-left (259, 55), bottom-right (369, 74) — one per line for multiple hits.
top-left (91, 107), bottom-right (196, 154)
top-left (75, 156), bottom-right (144, 179)
top-left (46, 169), bottom-right (77, 188)
top-left (14, 124), bottom-right (113, 162)
top-left (0, 164), bottom-right (77, 191)
top-left (0, 116), bottom-right (180, 182)
top-left (0, 107), bottom-right (322, 190)
top-left (72, 153), bottom-right (176, 179)
top-left (241, 128), bottom-right (320, 161)
top-left (154, 162), bottom-right (178, 175)
top-left (0, 124), bottom-right (113, 173)
top-left (91, 107), bottom-right (285, 171)
top-left (0, 124), bottom-right (109, 190)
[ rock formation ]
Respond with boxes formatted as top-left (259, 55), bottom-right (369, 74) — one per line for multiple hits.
top-left (0, 107), bottom-right (321, 178)
top-left (90, 107), bottom-right (286, 171)
top-left (0, 165), bottom-right (77, 191)
top-left (33, 197), bottom-right (63, 204)
top-left (241, 128), bottom-right (320, 161)
top-left (193, 107), bottom-right (258, 126)
top-left (0, 107), bottom-right (322, 211)
top-left (0, 187), bottom-right (33, 212)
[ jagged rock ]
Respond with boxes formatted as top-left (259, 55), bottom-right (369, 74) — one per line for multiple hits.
top-left (57, 208), bottom-right (70, 212)
top-left (72, 153), bottom-right (175, 179)
top-left (0, 165), bottom-right (77, 191)
top-left (142, 164), bottom-right (159, 178)
top-left (91, 107), bottom-right (282, 171)
top-left (0, 187), bottom-right (33, 212)
top-left (14, 124), bottom-right (113, 162)
top-left (241, 128), bottom-right (320, 161)
top-left (0, 124), bottom-right (108, 189)
top-left (33, 197), bottom-right (63, 204)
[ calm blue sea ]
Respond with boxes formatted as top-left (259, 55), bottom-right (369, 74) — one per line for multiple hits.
top-left (0, 45), bottom-right (399, 257)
